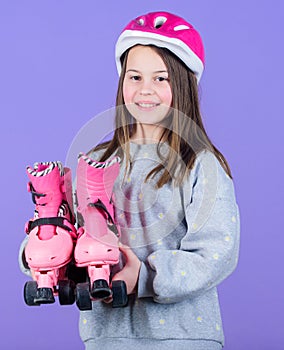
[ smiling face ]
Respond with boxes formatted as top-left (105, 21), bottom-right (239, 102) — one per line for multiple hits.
top-left (122, 45), bottom-right (173, 142)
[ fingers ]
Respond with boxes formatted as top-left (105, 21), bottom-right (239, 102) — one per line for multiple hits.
top-left (111, 269), bottom-right (125, 282)
top-left (118, 242), bottom-right (137, 260)
top-left (118, 242), bottom-right (129, 252)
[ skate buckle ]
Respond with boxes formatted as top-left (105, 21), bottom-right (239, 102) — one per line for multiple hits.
top-left (28, 182), bottom-right (46, 205)
top-left (89, 200), bottom-right (120, 237)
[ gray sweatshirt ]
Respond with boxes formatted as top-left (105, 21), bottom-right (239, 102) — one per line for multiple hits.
top-left (19, 142), bottom-right (240, 350)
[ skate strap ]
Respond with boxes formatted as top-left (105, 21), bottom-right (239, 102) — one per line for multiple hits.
top-left (28, 183), bottom-right (47, 205)
top-left (26, 217), bottom-right (75, 234)
top-left (89, 200), bottom-right (119, 237)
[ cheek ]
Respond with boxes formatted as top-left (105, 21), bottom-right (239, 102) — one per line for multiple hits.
top-left (122, 83), bottom-right (133, 105)
top-left (162, 87), bottom-right (173, 106)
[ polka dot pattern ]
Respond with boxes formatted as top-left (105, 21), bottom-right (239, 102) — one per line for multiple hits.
top-left (192, 223), bottom-right (198, 230)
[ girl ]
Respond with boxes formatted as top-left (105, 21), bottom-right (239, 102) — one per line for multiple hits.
top-left (19, 11), bottom-right (240, 350)
top-left (80, 11), bottom-right (240, 350)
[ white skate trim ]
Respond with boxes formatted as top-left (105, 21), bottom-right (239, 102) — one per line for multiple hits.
top-left (58, 202), bottom-right (68, 217)
top-left (27, 161), bottom-right (64, 177)
top-left (78, 153), bottom-right (120, 169)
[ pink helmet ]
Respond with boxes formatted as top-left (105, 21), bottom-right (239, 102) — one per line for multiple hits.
top-left (115, 11), bottom-right (205, 83)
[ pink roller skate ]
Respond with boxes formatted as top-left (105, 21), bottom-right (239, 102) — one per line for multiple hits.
top-left (23, 161), bottom-right (77, 306)
top-left (74, 153), bottom-right (127, 310)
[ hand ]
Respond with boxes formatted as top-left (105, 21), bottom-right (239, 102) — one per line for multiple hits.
top-left (112, 243), bottom-right (141, 295)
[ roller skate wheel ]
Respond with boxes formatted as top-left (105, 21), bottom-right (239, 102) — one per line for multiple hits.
top-left (58, 280), bottom-right (76, 305)
top-left (76, 282), bottom-right (92, 311)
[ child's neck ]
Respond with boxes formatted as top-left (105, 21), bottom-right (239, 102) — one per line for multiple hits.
top-left (131, 123), bottom-right (165, 144)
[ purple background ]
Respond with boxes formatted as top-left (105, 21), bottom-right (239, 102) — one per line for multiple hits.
top-left (1, 1), bottom-right (283, 349)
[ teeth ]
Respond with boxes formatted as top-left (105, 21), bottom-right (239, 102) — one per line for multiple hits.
top-left (137, 103), bottom-right (157, 108)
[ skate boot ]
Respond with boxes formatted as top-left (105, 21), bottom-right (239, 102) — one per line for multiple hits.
top-left (23, 161), bottom-right (77, 306)
top-left (74, 153), bottom-right (127, 310)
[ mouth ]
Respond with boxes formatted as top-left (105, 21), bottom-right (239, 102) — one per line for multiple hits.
top-left (135, 102), bottom-right (160, 109)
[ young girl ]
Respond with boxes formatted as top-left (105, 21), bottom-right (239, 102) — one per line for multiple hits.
top-left (79, 11), bottom-right (240, 350)
top-left (20, 11), bottom-right (240, 350)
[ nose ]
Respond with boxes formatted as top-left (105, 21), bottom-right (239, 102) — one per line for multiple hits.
top-left (139, 79), bottom-right (154, 95)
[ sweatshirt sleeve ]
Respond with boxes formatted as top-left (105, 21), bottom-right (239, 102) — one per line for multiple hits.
top-left (137, 151), bottom-right (240, 303)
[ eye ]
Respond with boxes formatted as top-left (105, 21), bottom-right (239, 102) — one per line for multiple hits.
top-left (130, 75), bottom-right (141, 81)
top-left (155, 76), bottom-right (169, 82)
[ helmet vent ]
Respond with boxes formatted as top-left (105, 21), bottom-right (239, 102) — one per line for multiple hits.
top-left (174, 25), bottom-right (190, 31)
top-left (137, 18), bottom-right (145, 26)
top-left (154, 16), bottom-right (167, 29)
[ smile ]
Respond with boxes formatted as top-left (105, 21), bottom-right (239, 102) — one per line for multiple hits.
top-left (135, 102), bottom-right (160, 108)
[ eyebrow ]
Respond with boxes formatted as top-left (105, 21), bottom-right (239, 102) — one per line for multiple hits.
top-left (126, 69), bottom-right (168, 74)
